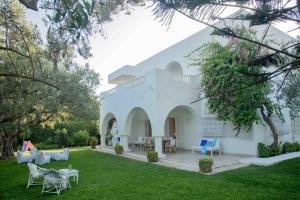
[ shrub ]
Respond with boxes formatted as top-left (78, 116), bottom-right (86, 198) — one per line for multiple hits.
top-left (269, 146), bottom-right (281, 157)
top-left (258, 143), bottom-right (281, 158)
top-left (36, 143), bottom-right (59, 150)
top-left (74, 130), bottom-right (89, 146)
top-left (54, 128), bottom-right (69, 147)
top-left (147, 151), bottom-right (158, 162)
top-left (282, 142), bottom-right (300, 154)
top-left (89, 136), bottom-right (98, 149)
top-left (199, 157), bottom-right (213, 173)
top-left (257, 143), bottom-right (270, 158)
top-left (114, 144), bottom-right (123, 154)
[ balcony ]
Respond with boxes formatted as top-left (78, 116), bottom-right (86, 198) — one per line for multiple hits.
top-left (108, 65), bottom-right (136, 84)
top-left (101, 68), bottom-right (199, 106)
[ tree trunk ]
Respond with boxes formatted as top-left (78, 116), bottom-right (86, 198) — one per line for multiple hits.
top-left (0, 130), bottom-right (15, 160)
top-left (260, 107), bottom-right (279, 148)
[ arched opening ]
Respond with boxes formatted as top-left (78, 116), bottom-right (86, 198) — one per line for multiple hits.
top-left (125, 107), bottom-right (152, 149)
top-left (166, 61), bottom-right (183, 76)
top-left (164, 106), bottom-right (196, 149)
top-left (101, 113), bottom-right (118, 146)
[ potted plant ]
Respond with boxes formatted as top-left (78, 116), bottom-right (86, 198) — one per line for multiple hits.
top-left (89, 137), bottom-right (98, 149)
top-left (114, 144), bottom-right (123, 154)
top-left (147, 150), bottom-right (158, 162)
top-left (199, 157), bottom-right (213, 173)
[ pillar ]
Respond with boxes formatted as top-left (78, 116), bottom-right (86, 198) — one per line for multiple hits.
top-left (154, 136), bottom-right (165, 158)
top-left (120, 135), bottom-right (129, 152)
top-left (100, 134), bottom-right (106, 148)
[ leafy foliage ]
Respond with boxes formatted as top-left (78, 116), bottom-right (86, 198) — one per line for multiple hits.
top-left (89, 136), bottom-right (98, 149)
top-left (114, 144), bottom-right (123, 154)
top-left (147, 150), bottom-right (158, 162)
top-left (74, 130), bottom-right (89, 147)
top-left (281, 142), bottom-right (300, 154)
top-left (190, 28), bottom-right (282, 146)
top-left (0, 2), bottom-right (100, 159)
top-left (257, 142), bottom-right (280, 158)
top-left (280, 71), bottom-right (300, 118)
top-left (199, 157), bottom-right (213, 173)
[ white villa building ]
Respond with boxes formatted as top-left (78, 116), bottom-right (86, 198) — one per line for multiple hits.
top-left (100, 19), bottom-right (300, 158)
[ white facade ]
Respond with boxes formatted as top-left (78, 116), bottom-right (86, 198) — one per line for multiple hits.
top-left (100, 19), bottom-right (299, 157)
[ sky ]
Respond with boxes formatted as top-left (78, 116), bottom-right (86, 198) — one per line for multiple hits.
top-left (26, 3), bottom-right (300, 94)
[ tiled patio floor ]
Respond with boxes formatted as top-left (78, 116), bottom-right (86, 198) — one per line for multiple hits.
top-left (130, 147), bottom-right (251, 168)
top-left (96, 146), bottom-right (252, 174)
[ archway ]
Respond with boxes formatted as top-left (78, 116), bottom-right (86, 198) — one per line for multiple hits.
top-left (101, 113), bottom-right (118, 146)
top-left (125, 107), bottom-right (152, 147)
top-left (166, 61), bottom-right (183, 76)
top-left (164, 105), bottom-right (196, 149)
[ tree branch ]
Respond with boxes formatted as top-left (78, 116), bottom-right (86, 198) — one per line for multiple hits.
top-left (0, 73), bottom-right (59, 89)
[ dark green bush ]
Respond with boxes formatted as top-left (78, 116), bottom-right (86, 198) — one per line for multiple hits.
top-left (199, 157), bottom-right (213, 173)
top-left (257, 143), bottom-right (270, 158)
top-left (54, 128), bottom-right (69, 147)
top-left (147, 151), bottom-right (158, 162)
top-left (114, 144), bottom-right (123, 154)
top-left (258, 143), bottom-right (281, 158)
top-left (282, 142), bottom-right (300, 154)
top-left (269, 146), bottom-right (281, 157)
top-left (74, 130), bottom-right (89, 146)
top-left (89, 136), bottom-right (98, 149)
top-left (36, 143), bottom-right (59, 150)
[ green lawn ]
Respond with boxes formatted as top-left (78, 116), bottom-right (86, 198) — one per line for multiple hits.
top-left (1, 148), bottom-right (300, 200)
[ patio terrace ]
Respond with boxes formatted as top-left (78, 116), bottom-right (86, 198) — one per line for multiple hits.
top-left (97, 146), bottom-right (252, 174)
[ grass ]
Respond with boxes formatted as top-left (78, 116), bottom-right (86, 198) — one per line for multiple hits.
top-left (1, 148), bottom-right (300, 200)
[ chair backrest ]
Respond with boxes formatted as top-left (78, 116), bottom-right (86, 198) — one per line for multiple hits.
top-left (27, 163), bottom-right (41, 177)
top-left (199, 139), bottom-right (207, 147)
top-left (144, 137), bottom-right (152, 144)
top-left (138, 137), bottom-right (144, 143)
top-left (170, 138), bottom-right (176, 146)
top-left (203, 138), bottom-right (217, 147)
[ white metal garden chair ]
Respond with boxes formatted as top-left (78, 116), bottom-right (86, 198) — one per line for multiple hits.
top-left (27, 163), bottom-right (46, 188)
top-left (41, 169), bottom-right (71, 195)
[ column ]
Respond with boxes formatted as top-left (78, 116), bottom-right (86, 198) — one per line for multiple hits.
top-left (120, 135), bottom-right (129, 152)
top-left (100, 134), bottom-right (106, 148)
top-left (154, 136), bottom-right (165, 158)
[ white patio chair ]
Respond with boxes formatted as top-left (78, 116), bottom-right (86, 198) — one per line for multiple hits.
top-left (133, 137), bottom-right (144, 149)
top-left (41, 169), bottom-right (71, 195)
top-left (206, 139), bottom-right (221, 156)
top-left (27, 163), bottom-right (45, 188)
top-left (35, 151), bottom-right (51, 165)
top-left (52, 148), bottom-right (69, 161)
top-left (192, 138), bottom-right (221, 156)
top-left (17, 150), bottom-right (33, 164)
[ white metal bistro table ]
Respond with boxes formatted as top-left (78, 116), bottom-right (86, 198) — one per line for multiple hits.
top-left (59, 169), bottom-right (79, 184)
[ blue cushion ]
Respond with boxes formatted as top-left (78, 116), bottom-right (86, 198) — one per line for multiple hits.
top-left (206, 138), bottom-right (217, 147)
top-left (200, 139), bottom-right (207, 147)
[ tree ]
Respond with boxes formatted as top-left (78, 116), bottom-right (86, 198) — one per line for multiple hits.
top-left (280, 70), bottom-right (300, 119)
top-left (0, 1), bottom-right (100, 159)
top-left (190, 28), bottom-right (282, 147)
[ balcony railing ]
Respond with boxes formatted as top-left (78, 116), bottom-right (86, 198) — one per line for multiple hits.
top-left (126, 76), bottom-right (145, 89)
top-left (170, 75), bottom-right (191, 84)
